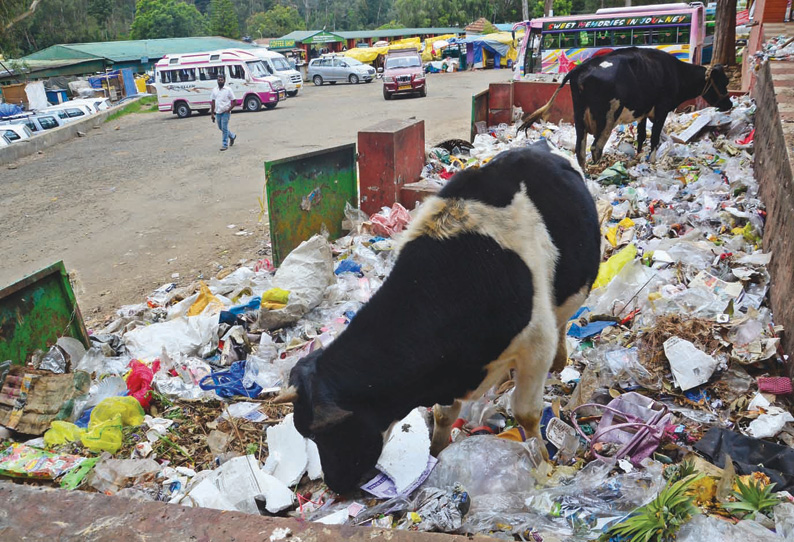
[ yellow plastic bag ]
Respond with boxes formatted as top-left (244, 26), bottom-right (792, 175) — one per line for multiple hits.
top-left (261, 287), bottom-right (290, 310)
top-left (81, 414), bottom-right (123, 453)
top-left (187, 281), bottom-right (224, 316)
top-left (44, 421), bottom-right (85, 446)
top-left (90, 396), bottom-right (145, 428)
top-left (593, 244), bottom-right (637, 289)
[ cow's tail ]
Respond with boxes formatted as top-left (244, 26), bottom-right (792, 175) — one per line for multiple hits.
top-left (518, 71), bottom-right (574, 134)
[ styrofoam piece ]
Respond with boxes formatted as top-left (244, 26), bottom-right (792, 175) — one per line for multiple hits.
top-left (376, 408), bottom-right (431, 494)
top-left (263, 413), bottom-right (308, 487)
top-left (315, 509), bottom-right (349, 525)
top-left (306, 439), bottom-right (323, 480)
top-left (259, 470), bottom-right (295, 513)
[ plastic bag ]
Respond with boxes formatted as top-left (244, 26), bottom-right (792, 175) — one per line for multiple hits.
top-left (44, 420), bottom-right (85, 446)
top-left (422, 436), bottom-right (544, 498)
top-left (81, 415), bottom-right (124, 453)
top-left (90, 396), bottom-right (145, 427)
top-left (187, 281), bottom-right (224, 316)
top-left (370, 203), bottom-right (412, 238)
top-left (126, 360), bottom-right (159, 409)
top-left (88, 454), bottom-right (162, 495)
top-left (123, 314), bottom-right (219, 360)
top-left (0, 443), bottom-right (86, 479)
top-left (593, 244), bottom-right (637, 289)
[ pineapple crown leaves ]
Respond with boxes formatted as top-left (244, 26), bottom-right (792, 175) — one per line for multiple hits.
top-left (722, 478), bottom-right (780, 517)
top-left (602, 473), bottom-right (703, 542)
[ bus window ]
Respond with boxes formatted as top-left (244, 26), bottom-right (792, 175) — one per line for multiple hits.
top-left (176, 69), bottom-right (196, 82)
top-left (560, 32), bottom-right (577, 48)
top-left (677, 27), bottom-right (690, 44)
top-left (542, 33), bottom-right (557, 49)
top-left (614, 30), bottom-right (631, 45)
top-left (632, 30), bottom-right (650, 45)
top-left (652, 29), bottom-right (676, 45)
top-left (578, 31), bottom-right (595, 47)
top-left (228, 64), bottom-right (245, 80)
top-left (199, 66), bottom-right (222, 80)
top-left (596, 31), bottom-right (612, 46)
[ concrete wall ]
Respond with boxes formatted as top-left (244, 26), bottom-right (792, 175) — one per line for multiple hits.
top-left (0, 98), bottom-right (140, 165)
top-left (753, 60), bottom-right (794, 377)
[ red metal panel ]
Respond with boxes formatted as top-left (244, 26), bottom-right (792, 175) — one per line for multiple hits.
top-left (513, 81), bottom-right (575, 124)
top-left (358, 119), bottom-right (425, 216)
top-left (489, 82), bottom-right (513, 110)
top-left (400, 182), bottom-right (440, 210)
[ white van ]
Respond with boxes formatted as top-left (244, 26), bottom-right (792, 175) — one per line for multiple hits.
top-left (155, 48), bottom-right (286, 118)
top-left (249, 48), bottom-right (303, 96)
top-left (40, 103), bottom-right (95, 123)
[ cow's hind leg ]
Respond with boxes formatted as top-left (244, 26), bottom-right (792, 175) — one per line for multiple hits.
top-left (551, 326), bottom-right (568, 373)
top-left (430, 400), bottom-right (462, 456)
top-left (590, 117), bottom-right (615, 165)
top-left (636, 118), bottom-right (647, 155)
top-left (574, 113), bottom-right (588, 172)
top-left (511, 328), bottom-right (557, 460)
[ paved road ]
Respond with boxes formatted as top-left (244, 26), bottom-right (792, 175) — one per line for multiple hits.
top-left (0, 69), bottom-right (510, 319)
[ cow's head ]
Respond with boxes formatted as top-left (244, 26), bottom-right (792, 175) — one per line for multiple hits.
top-left (273, 349), bottom-right (384, 493)
top-left (703, 64), bottom-right (732, 112)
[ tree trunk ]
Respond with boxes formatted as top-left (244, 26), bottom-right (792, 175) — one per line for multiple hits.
top-left (625, 0), bottom-right (631, 6)
top-left (712, 0), bottom-right (737, 66)
top-left (544, 0), bottom-right (553, 17)
top-left (522, 0), bottom-right (529, 20)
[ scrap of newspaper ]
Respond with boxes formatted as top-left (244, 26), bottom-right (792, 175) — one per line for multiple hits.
top-left (361, 455), bottom-right (438, 499)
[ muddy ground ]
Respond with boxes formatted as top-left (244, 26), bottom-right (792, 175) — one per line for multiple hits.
top-left (0, 69), bottom-right (508, 323)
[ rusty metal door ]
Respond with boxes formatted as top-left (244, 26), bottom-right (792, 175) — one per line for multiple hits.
top-left (265, 144), bottom-right (358, 266)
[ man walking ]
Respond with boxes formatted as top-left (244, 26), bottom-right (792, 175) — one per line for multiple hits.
top-left (211, 73), bottom-right (237, 151)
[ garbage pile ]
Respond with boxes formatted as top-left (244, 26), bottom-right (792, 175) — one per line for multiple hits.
top-left (2, 95), bottom-right (794, 540)
top-left (754, 35), bottom-right (794, 64)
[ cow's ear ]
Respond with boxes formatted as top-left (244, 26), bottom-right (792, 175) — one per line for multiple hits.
top-left (310, 403), bottom-right (353, 433)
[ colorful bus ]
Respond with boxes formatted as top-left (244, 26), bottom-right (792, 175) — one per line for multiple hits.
top-left (513, 3), bottom-right (706, 79)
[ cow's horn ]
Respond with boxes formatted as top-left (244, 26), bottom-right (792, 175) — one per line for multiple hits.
top-left (272, 385), bottom-right (299, 404)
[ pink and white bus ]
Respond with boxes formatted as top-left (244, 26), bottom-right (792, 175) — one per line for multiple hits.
top-left (513, 3), bottom-right (706, 79)
top-left (155, 49), bottom-right (286, 118)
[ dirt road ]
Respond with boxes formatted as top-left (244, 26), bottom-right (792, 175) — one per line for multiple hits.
top-left (0, 69), bottom-right (509, 320)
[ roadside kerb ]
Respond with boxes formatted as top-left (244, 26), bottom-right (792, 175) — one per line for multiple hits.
top-left (0, 96), bottom-right (143, 166)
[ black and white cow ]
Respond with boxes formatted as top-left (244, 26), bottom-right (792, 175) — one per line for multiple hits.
top-left (519, 47), bottom-right (733, 171)
top-left (273, 141), bottom-right (601, 493)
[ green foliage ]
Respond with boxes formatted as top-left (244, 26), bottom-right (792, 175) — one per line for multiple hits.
top-left (722, 479), bottom-right (781, 519)
top-left (246, 5), bottom-right (304, 38)
top-left (602, 474), bottom-right (702, 542)
top-left (131, 0), bottom-right (207, 39)
top-left (376, 20), bottom-right (404, 30)
top-left (532, 0), bottom-right (572, 18)
top-left (104, 96), bottom-right (158, 123)
top-left (209, 0), bottom-right (240, 38)
top-left (664, 459), bottom-right (697, 483)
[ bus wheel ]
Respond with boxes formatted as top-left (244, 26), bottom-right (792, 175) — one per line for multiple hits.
top-left (244, 95), bottom-right (261, 112)
top-left (175, 102), bottom-right (191, 118)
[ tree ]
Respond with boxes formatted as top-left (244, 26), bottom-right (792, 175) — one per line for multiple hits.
top-left (130, 0), bottom-right (207, 39)
top-left (377, 20), bottom-right (404, 30)
top-left (712, 0), bottom-right (736, 66)
top-left (246, 5), bottom-right (304, 38)
top-left (88, 0), bottom-right (113, 39)
top-left (209, 0), bottom-right (240, 38)
top-left (532, 0), bottom-right (570, 17)
top-left (1, 0), bottom-right (42, 32)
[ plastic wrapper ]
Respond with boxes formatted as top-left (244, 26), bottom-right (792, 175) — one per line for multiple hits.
top-left (677, 514), bottom-right (779, 541)
top-left (422, 436), bottom-right (544, 498)
top-left (404, 485), bottom-right (471, 532)
top-left (258, 235), bottom-right (334, 330)
top-left (187, 281), bottom-right (225, 316)
top-left (0, 443), bottom-right (86, 480)
top-left (153, 356), bottom-right (215, 401)
top-left (88, 454), bottom-right (162, 495)
top-left (462, 459), bottom-right (665, 540)
top-left (370, 203), bottom-right (412, 238)
top-left (123, 314), bottom-right (219, 360)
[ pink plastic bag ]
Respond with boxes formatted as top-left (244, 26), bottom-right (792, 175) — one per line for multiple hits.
top-left (127, 360), bottom-right (160, 410)
top-left (571, 392), bottom-right (670, 465)
top-left (370, 203), bottom-right (411, 238)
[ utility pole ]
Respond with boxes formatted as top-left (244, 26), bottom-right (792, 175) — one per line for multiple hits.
top-left (544, 0), bottom-right (553, 17)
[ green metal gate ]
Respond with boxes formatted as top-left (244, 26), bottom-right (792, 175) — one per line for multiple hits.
top-left (265, 144), bottom-right (358, 266)
top-left (0, 261), bottom-right (90, 365)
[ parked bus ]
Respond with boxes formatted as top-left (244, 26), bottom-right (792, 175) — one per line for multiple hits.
top-left (513, 3), bottom-right (706, 79)
top-left (155, 49), bottom-right (286, 118)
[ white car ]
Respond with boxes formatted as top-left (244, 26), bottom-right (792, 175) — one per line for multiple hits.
top-left (250, 48), bottom-right (303, 97)
top-left (67, 97), bottom-right (111, 112)
top-left (308, 56), bottom-right (376, 86)
top-left (41, 104), bottom-right (94, 123)
top-left (1, 124), bottom-right (34, 142)
top-left (0, 134), bottom-right (12, 147)
top-left (1, 113), bottom-right (64, 133)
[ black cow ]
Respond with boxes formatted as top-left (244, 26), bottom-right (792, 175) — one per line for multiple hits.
top-left (519, 47), bottom-right (733, 171)
top-left (273, 141), bottom-right (601, 493)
